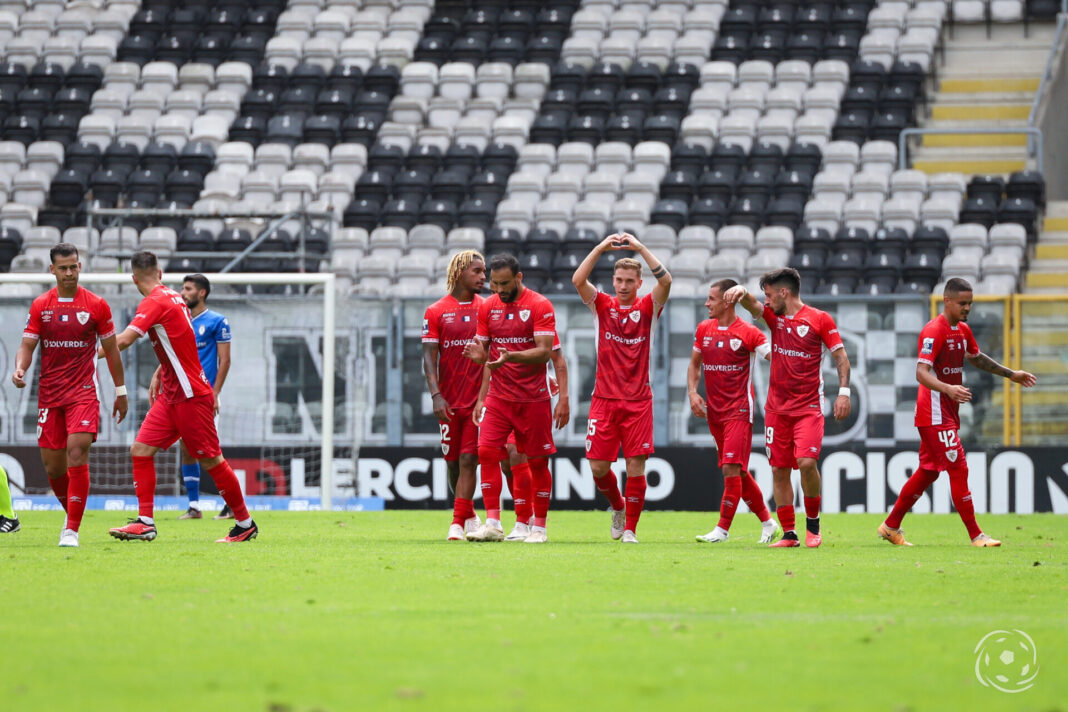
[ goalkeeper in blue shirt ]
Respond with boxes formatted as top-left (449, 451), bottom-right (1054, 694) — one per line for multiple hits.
top-left (150, 274), bottom-right (233, 520)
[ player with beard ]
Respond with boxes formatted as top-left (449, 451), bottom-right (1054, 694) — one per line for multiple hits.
top-left (571, 232), bottom-right (671, 544)
top-left (878, 278), bottom-right (1036, 547)
top-left (422, 251), bottom-right (486, 541)
top-left (688, 278), bottom-right (780, 544)
top-left (463, 254), bottom-right (558, 543)
top-left (725, 268), bottom-right (851, 548)
top-left (12, 243), bottom-right (128, 547)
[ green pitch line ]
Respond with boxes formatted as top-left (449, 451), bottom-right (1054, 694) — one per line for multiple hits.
top-left (2, 511), bottom-right (1065, 712)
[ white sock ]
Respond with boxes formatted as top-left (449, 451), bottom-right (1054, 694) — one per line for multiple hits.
top-left (487, 518), bottom-right (501, 528)
top-left (236, 517), bottom-right (252, 528)
top-left (139, 516), bottom-right (154, 525)
top-left (531, 525), bottom-right (546, 533)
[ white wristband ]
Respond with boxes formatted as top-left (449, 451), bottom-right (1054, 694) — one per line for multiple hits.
top-left (838, 387), bottom-right (851, 397)
top-left (115, 385), bottom-right (128, 397)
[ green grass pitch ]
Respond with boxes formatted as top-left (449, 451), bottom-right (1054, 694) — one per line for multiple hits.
top-left (2, 510), bottom-right (1065, 712)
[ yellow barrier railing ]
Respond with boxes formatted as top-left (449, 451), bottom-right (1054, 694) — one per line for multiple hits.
top-left (930, 293), bottom-right (1068, 446)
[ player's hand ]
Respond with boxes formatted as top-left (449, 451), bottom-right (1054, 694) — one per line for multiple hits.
top-left (432, 393), bottom-right (453, 422)
top-left (722, 285), bottom-right (747, 305)
top-left (213, 392), bottom-right (221, 415)
top-left (473, 400), bottom-right (485, 426)
top-left (1011, 370), bottom-right (1037, 387)
top-left (833, 394), bottom-right (851, 420)
top-left (614, 232), bottom-right (643, 251)
top-left (599, 234), bottom-right (621, 252)
top-left (148, 373), bottom-right (160, 405)
top-left (113, 395), bottom-right (128, 424)
top-left (689, 392), bottom-right (707, 419)
top-left (463, 339), bottom-right (486, 364)
top-left (486, 350), bottom-right (510, 371)
top-left (553, 396), bottom-right (570, 429)
top-left (944, 384), bottom-right (972, 403)
top-left (12, 368), bottom-right (26, 388)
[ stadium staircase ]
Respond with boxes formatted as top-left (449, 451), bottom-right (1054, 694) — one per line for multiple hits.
top-left (910, 23), bottom-right (1054, 175)
top-left (1027, 204), bottom-right (1068, 291)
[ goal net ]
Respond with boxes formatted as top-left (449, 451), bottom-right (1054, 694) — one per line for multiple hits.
top-left (0, 271), bottom-right (359, 509)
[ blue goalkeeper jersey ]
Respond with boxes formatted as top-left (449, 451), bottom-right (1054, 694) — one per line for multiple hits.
top-left (192, 309), bottom-right (231, 387)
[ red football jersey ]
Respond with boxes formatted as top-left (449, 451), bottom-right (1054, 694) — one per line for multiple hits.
top-left (762, 303), bottom-right (844, 414)
top-left (422, 293), bottom-right (483, 410)
top-left (587, 291), bottom-right (664, 400)
top-left (914, 314), bottom-right (979, 428)
top-left (127, 284), bottom-right (213, 403)
top-left (694, 317), bottom-right (768, 423)
top-left (23, 286), bottom-right (116, 408)
top-left (476, 287), bottom-right (557, 403)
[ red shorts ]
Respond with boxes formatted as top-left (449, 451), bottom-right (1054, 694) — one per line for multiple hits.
top-left (764, 409), bottom-right (824, 469)
top-left (585, 396), bottom-right (654, 460)
top-left (137, 394), bottom-right (221, 459)
top-left (478, 394), bottom-right (555, 457)
top-left (37, 400), bottom-right (99, 450)
top-left (918, 425), bottom-right (966, 472)
top-left (707, 417), bottom-right (753, 469)
top-left (440, 406), bottom-right (479, 461)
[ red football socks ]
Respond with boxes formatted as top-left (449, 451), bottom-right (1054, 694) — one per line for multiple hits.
top-left (132, 455), bottom-right (156, 518)
top-left (207, 460), bottom-right (250, 522)
top-left (65, 463), bottom-right (89, 532)
top-left (529, 457), bottom-right (552, 528)
top-left (49, 471), bottom-right (69, 512)
top-left (451, 497), bottom-right (474, 526)
top-left (511, 461), bottom-right (533, 523)
top-left (885, 467), bottom-right (939, 528)
top-left (593, 472), bottom-right (625, 511)
top-left (717, 476), bottom-right (742, 531)
top-left (477, 446), bottom-right (503, 521)
top-left (948, 466), bottom-right (982, 539)
top-left (803, 495), bottom-right (821, 519)
top-left (777, 504), bottom-right (796, 533)
top-left (624, 475), bottom-right (646, 532)
top-left (741, 471), bottom-right (771, 522)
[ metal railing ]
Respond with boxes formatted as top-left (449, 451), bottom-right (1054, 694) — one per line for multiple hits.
top-left (897, 126), bottom-right (1046, 171)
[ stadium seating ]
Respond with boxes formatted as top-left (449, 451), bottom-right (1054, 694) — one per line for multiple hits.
top-left (0, 0), bottom-right (1045, 296)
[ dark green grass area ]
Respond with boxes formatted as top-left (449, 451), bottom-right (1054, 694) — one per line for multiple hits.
top-left (2, 511), bottom-right (1065, 712)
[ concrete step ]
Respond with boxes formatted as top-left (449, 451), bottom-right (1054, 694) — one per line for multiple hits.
top-left (939, 77), bottom-right (1042, 92)
top-left (1025, 271), bottom-right (1068, 289)
top-left (1044, 201), bottom-right (1068, 218)
top-left (920, 131), bottom-right (1030, 147)
top-left (940, 49), bottom-right (1052, 76)
top-left (930, 103), bottom-right (1031, 120)
top-left (1036, 244), bottom-right (1068, 260)
top-left (933, 91), bottom-right (1037, 104)
top-left (1029, 258), bottom-right (1068, 271)
top-left (1043, 215), bottom-right (1068, 230)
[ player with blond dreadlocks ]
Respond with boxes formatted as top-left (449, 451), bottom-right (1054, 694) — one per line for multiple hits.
top-left (422, 250), bottom-right (487, 540)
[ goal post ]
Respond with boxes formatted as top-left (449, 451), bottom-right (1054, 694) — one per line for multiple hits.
top-left (0, 271), bottom-right (338, 509)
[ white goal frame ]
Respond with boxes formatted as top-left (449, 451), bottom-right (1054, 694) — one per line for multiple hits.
top-left (0, 271), bottom-right (338, 508)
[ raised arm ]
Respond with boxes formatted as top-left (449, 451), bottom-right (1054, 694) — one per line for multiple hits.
top-left (967, 351), bottom-right (1038, 387)
top-left (572, 234), bottom-right (619, 303)
top-left (550, 347), bottom-right (570, 429)
top-left (98, 327), bottom-right (141, 357)
top-left (621, 233), bottom-right (671, 305)
top-left (722, 285), bottom-right (763, 321)
top-left (686, 349), bottom-right (707, 418)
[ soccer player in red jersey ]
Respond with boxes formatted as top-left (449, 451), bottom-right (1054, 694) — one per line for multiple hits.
top-left (478, 346), bottom-right (569, 541)
top-left (571, 232), bottom-right (671, 544)
top-left (726, 268), bottom-right (852, 548)
top-left (462, 253), bottom-right (558, 543)
top-left (687, 278), bottom-right (781, 545)
top-left (879, 278), bottom-right (1036, 547)
top-left (104, 251), bottom-right (257, 544)
top-left (422, 250), bottom-right (486, 541)
top-left (11, 243), bottom-right (128, 547)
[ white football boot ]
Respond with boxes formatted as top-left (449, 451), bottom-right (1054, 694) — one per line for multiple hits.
top-left (463, 515), bottom-right (481, 535)
top-left (504, 521), bottom-right (531, 541)
top-left (58, 528), bottom-right (79, 547)
top-left (466, 519), bottom-right (505, 542)
top-left (523, 526), bottom-right (548, 543)
top-left (759, 519), bottom-right (783, 544)
top-left (447, 523), bottom-right (465, 541)
top-left (610, 508), bottom-right (626, 540)
top-left (696, 527), bottom-right (730, 543)
top-left (621, 530), bottom-right (639, 544)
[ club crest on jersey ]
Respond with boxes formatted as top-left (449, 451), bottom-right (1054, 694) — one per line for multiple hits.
top-left (730, 338), bottom-right (742, 351)
top-left (628, 311), bottom-right (640, 323)
top-left (441, 443), bottom-right (450, 456)
top-left (519, 309), bottom-right (531, 322)
top-left (796, 325), bottom-right (810, 338)
top-left (946, 449), bottom-right (958, 463)
top-left (76, 311), bottom-right (89, 325)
